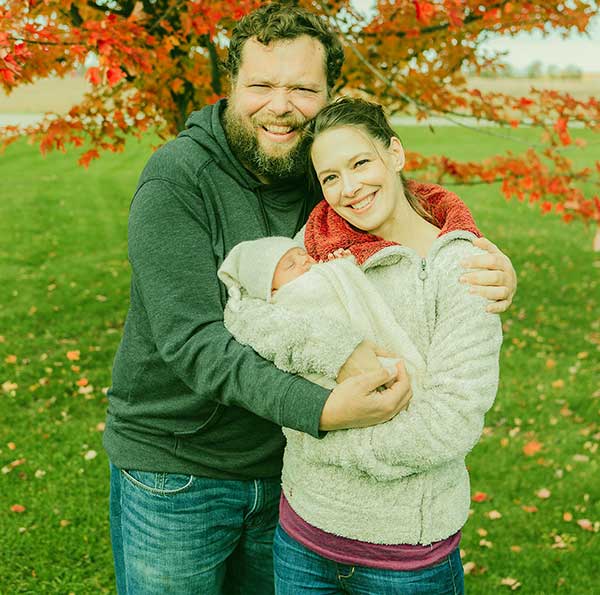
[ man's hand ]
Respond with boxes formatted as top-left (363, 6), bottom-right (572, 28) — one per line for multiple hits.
top-left (460, 237), bottom-right (517, 314)
top-left (321, 362), bottom-right (412, 431)
top-left (337, 340), bottom-right (396, 383)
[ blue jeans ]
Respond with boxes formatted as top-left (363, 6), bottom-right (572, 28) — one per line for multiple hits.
top-left (109, 463), bottom-right (280, 594)
top-left (273, 524), bottom-right (465, 595)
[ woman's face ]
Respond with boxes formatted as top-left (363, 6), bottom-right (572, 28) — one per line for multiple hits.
top-left (311, 126), bottom-right (405, 235)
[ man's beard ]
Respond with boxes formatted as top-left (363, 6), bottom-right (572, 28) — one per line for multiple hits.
top-left (223, 106), bottom-right (310, 183)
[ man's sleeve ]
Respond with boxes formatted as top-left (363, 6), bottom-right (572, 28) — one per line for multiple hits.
top-left (128, 178), bottom-right (330, 437)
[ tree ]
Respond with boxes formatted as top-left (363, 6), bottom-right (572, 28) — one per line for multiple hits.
top-left (1, 0), bottom-right (599, 229)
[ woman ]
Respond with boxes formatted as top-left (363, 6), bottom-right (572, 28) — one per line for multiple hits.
top-left (273, 97), bottom-right (503, 594)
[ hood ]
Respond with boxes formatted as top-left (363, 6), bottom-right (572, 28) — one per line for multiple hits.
top-left (179, 99), bottom-right (261, 190)
top-left (304, 180), bottom-right (482, 265)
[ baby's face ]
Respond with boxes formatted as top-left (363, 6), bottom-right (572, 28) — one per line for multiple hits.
top-left (272, 247), bottom-right (317, 292)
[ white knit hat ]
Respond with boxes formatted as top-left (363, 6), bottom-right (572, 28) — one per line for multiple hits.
top-left (217, 237), bottom-right (303, 304)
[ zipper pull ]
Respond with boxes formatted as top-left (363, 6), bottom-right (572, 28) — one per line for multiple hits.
top-left (419, 258), bottom-right (427, 280)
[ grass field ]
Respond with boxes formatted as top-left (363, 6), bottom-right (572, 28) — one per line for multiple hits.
top-left (1, 125), bottom-right (598, 594)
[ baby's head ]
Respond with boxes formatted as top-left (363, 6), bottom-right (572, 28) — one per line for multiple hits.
top-left (218, 237), bottom-right (316, 303)
top-left (272, 246), bottom-right (316, 293)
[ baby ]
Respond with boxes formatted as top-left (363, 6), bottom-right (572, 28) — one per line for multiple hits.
top-left (217, 237), bottom-right (422, 384)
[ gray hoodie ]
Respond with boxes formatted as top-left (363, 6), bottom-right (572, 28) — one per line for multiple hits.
top-left (103, 100), bottom-right (354, 479)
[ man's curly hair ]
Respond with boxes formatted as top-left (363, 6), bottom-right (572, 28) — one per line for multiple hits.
top-left (226, 2), bottom-right (344, 93)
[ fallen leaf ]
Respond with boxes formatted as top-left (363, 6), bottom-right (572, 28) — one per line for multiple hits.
top-left (563, 512), bottom-right (573, 522)
top-left (523, 440), bottom-right (543, 456)
top-left (66, 350), bottom-right (80, 361)
top-left (477, 527), bottom-right (488, 536)
top-left (572, 454), bottom-right (589, 462)
top-left (536, 488), bottom-right (551, 499)
top-left (5, 354), bottom-right (17, 364)
top-left (76, 378), bottom-right (88, 387)
top-left (487, 510), bottom-right (503, 520)
top-left (576, 519), bottom-right (593, 532)
top-left (545, 358), bottom-right (556, 369)
top-left (7, 442), bottom-right (16, 450)
top-left (479, 539), bottom-right (493, 548)
top-left (59, 519), bottom-right (71, 528)
top-left (463, 561), bottom-right (477, 575)
top-left (510, 545), bottom-right (522, 553)
top-left (10, 504), bottom-right (26, 513)
top-left (552, 379), bottom-right (565, 389)
top-left (522, 505), bottom-right (538, 513)
top-left (83, 450), bottom-right (97, 461)
top-left (501, 577), bottom-right (522, 590)
top-left (472, 491), bottom-right (489, 502)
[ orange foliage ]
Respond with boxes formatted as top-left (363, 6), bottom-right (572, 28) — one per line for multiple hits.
top-left (0, 0), bottom-right (598, 223)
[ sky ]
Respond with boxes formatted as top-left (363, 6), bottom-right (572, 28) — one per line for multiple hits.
top-left (350, 1), bottom-right (600, 73)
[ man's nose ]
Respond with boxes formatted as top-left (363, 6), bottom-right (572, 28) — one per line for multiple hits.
top-left (267, 88), bottom-right (293, 116)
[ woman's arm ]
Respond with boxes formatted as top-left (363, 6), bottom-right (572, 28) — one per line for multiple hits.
top-left (301, 240), bottom-right (502, 478)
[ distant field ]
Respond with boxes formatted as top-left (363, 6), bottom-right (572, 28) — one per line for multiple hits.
top-left (0, 74), bottom-right (598, 114)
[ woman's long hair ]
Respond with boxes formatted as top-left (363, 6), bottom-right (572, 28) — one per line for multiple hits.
top-left (304, 97), bottom-right (433, 224)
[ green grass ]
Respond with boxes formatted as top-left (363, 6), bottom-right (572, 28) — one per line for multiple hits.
top-left (1, 128), bottom-right (598, 594)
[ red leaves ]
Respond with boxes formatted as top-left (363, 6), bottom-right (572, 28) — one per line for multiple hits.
top-left (413, 1), bottom-right (436, 25)
top-left (78, 149), bottom-right (100, 169)
top-left (554, 118), bottom-right (571, 146)
top-left (107, 67), bottom-right (126, 86)
top-left (85, 66), bottom-right (101, 85)
top-left (472, 491), bottom-right (489, 502)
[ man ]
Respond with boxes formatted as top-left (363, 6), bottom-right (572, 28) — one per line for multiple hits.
top-left (105, 4), bottom-right (517, 594)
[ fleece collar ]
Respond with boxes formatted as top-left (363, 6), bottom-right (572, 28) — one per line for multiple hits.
top-left (304, 181), bottom-right (481, 265)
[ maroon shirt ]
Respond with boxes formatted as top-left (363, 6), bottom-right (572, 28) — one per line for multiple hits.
top-left (280, 495), bottom-right (461, 571)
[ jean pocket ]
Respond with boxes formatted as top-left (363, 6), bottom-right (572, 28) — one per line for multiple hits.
top-left (122, 469), bottom-right (194, 496)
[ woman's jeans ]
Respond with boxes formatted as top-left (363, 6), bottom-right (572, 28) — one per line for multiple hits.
top-left (109, 463), bottom-right (280, 595)
top-left (273, 524), bottom-right (465, 595)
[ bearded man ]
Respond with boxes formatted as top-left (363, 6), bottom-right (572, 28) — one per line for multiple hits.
top-left (104, 4), bottom-right (517, 594)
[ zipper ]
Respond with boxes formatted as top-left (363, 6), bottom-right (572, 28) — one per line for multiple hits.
top-left (419, 258), bottom-right (427, 280)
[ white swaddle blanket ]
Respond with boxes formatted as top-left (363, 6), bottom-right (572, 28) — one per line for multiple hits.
top-left (222, 256), bottom-right (425, 389)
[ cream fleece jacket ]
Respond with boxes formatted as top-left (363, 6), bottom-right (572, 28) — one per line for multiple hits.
top-left (225, 230), bottom-right (502, 545)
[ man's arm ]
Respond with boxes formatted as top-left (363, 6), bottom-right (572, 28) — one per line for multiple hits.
top-left (129, 178), bottom-right (408, 436)
top-left (460, 237), bottom-right (517, 314)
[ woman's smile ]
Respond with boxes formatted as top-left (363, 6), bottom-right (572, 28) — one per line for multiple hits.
top-left (347, 190), bottom-right (378, 212)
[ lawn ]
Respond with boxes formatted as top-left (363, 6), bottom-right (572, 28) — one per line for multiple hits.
top-left (1, 126), bottom-right (598, 594)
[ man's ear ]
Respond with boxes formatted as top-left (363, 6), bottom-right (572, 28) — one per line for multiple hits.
top-left (389, 137), bottom-right (405, 172)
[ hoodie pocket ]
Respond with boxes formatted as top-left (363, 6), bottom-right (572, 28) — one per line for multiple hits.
top-left (172, 403), bottom-right (223, 436)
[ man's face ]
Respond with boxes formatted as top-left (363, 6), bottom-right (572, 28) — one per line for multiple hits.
top-left (224, 35), bottom-right (329, 182)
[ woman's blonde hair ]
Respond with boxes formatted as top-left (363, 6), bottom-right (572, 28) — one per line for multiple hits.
top-left (305, 96), bottom-right (433, 223)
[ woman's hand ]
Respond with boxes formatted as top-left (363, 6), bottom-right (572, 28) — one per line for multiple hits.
top-left (460, 237), bottom-right (517, 314)
top-left (324, 248), bottom-right (353, 261)
top-left (336, 340), bottom-right (396, 383)
top-left (320, 362), bottom-right (412, 431)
